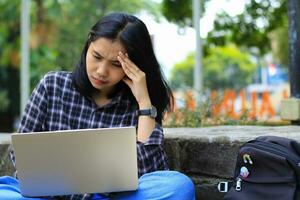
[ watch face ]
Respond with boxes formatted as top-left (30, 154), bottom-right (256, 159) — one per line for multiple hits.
top-left (150, 106), bottom-right (157, 118)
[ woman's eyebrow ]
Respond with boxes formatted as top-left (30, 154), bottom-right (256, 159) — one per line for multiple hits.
top-left (92, 50), bottom-right (120, 63)
top-left (92, 50), bottom-right (103, 57)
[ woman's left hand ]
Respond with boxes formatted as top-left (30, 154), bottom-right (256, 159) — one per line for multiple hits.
top-left (118, 52), bottom-right (151, 108)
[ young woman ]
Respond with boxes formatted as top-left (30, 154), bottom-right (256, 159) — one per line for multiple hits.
top-left (4, 12), bottom-right (195, 200)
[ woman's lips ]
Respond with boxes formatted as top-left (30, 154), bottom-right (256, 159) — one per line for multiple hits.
top-left (93, 77), bottom-right (107, 85)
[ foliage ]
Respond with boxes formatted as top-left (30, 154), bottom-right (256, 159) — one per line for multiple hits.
top-left (169, 45), bottom-right (256, 90)
top-left (206, 0), bottom-right (287, 57)
top-left (0, 0), bottom-right (20, 69)
top-left (161, 0), bottom-right (288, 64)
top-left (161, 0), bottom-right (210, 27)
top-left (169, 54), bottom-right (194, 89)
top-left (203, 46), bottom-right (256, 90)
top-left (0, 91), bottom-right (9, 113)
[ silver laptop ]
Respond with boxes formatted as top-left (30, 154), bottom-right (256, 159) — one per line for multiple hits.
top-left (11, 126), bottom-right (138, 197)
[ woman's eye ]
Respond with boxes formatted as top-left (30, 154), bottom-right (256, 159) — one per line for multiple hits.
top-left (112, 63), bottom-right (122, 68)
top-left (93, 55), bottom-right (101, 60)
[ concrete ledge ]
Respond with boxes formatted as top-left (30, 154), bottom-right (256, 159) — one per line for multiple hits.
top-left (2, 126), bottom-right (300, 199)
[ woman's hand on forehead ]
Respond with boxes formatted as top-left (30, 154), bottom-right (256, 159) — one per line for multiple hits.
top-left (118, 52), bottom-right (151, 108)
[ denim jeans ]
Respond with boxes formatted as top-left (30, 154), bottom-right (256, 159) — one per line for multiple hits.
top-left (0, 171), bottom-right (196, 200)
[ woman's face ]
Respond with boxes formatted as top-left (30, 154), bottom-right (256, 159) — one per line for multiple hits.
top-left (86, 37), bottom-right (126, 95)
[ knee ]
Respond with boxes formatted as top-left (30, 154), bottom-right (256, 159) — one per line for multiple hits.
top-left (138, 171), bottom-right (195, 200)
top-left (163, 171), bottom-right (195, 199)
top-left (169, 171), bottom-right (195, 190)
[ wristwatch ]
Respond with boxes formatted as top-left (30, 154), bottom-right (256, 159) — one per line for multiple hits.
top-left (136, 105), bottom-right (157, 119)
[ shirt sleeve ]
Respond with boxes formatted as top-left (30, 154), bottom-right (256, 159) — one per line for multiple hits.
top-left (18, 76), bottom-right (48, 133)
top-left (136, 123), bottom-right (169, 177)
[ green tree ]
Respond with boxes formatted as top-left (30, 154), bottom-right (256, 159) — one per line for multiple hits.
top-left (170, 45), bottom-right (256, 90)
top-left (161, 0), bottom-right (209, 27)
top-left (169, 54), bottom-right (194, 89)
top-left (0, 0), bottom-right (21, 131)
top-left (161, 0), bottom-right (288, 63)
top-left (207, 0), bottom-right (287, 57)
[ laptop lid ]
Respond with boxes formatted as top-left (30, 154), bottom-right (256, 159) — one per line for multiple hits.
top-left (11, 127), bottom-right (138, 197)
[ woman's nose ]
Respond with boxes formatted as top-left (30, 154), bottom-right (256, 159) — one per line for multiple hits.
top-left (96, 61), bottom-right (108, 76)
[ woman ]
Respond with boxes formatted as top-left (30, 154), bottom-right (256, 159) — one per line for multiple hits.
top-left (4, 12), bottom-right (195, 200)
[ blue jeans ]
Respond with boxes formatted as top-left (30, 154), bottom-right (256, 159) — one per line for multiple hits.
top-left (0, 171), bottom-right (195, 200)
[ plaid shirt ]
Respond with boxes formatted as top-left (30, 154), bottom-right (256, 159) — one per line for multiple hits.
top-left (10, 71), bottom-right (168, 200)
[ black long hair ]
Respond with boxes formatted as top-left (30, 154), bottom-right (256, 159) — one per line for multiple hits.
top-left (72, 12), bottom-right (173, 124)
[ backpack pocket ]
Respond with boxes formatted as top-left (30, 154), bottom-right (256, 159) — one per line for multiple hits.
top-left (224, 176), bottom-right (296, 200)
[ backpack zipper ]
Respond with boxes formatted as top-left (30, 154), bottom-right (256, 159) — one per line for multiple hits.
top-left (235, 178), bottom-right (242, 191)
top-left (246, 141), bottom-right (300, 166)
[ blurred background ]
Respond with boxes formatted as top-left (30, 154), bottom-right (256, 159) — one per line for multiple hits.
top-left (0, 0), bottom-right (289, 131)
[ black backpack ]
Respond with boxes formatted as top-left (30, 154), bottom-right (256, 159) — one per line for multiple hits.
top-left (221, 136), bottom-right (300, 200)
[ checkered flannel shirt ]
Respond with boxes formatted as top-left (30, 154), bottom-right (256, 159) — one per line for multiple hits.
top-left (10, 71), bottom-right (169, 200)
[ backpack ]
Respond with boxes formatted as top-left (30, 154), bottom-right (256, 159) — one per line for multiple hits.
top-left (221, 136), bottom-right (300, 200)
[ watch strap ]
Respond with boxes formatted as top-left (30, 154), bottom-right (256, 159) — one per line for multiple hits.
top-left (136, 105), bottom-right (157, 118)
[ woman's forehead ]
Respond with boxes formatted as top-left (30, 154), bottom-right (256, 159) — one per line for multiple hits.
top-left (92, 38), bottom-right (125, 50)
top-left (90, 38), bottom-right (126, 59)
